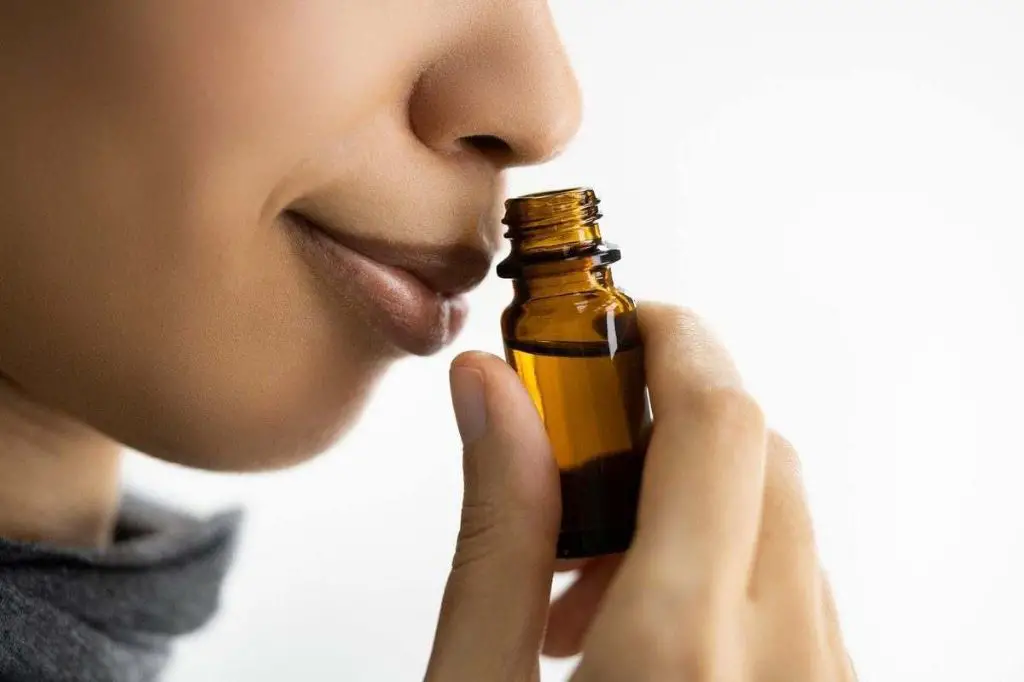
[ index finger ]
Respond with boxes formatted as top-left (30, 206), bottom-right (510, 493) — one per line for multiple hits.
top-left (629, 303), bottom-right (767, 592)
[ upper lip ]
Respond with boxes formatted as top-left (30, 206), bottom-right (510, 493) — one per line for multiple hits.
top-left (286, 210), bottom-right (495, 297)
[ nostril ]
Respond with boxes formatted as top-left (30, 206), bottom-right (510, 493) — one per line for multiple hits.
top-left (460, 134), bottom-right (515, 164)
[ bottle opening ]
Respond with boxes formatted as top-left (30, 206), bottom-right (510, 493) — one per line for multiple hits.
top-left (497, 186), bottom-right (619, 279)
top-left (503, 187), bottom-right (601, 233)
top-left (517, 187), bottom-right (590, 200)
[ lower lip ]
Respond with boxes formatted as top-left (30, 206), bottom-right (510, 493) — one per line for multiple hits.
top-left (287, 215), bottom-right (467, 356)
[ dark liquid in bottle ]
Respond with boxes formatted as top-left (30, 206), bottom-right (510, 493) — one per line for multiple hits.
top-left (504, 338), bottom-right (650, 558)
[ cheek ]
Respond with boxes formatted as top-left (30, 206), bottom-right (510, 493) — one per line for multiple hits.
top-left (133, 0), bottom-right (418, 186)
top-left (2, 224), bottom-right (394, 471)
top-left (129, 221), bottom-right (391, 470)
top-left (0, 4), bottom-right (406, 469)
top-left (2, 199), bottom-right (391, 470)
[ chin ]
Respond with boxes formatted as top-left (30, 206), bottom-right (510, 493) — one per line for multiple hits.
top-left (145, 406), bottom-right (365, 473)
top-left (128, 374), bottom-right (380, 474)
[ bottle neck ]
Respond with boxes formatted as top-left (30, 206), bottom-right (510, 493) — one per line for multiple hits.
top-left (497, 187), bottom-right (621, 283)
top-left (512, 264), bottom-right (616, 299)
top-left (507, 222), bottom-right (603, 257)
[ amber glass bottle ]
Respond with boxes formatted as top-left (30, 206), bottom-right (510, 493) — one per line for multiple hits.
top-left (497, 187), bottom-right (651, 559)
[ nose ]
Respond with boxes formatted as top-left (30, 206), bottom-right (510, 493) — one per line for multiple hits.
top-left (408, 2), bottom-right (583, 168)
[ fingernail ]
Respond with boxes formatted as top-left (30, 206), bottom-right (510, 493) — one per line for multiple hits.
top-left (450, 365), bottom-right (487, 445)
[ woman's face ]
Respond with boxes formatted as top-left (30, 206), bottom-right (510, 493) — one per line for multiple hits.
top-left (0, 1), bottom-right (580, 470)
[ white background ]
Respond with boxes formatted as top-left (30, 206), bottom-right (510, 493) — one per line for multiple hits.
top-left (126, 1), bottom-right (1024, 680)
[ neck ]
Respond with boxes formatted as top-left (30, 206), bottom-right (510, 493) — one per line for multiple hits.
top-left (0, 376), bottom-right (122, 548)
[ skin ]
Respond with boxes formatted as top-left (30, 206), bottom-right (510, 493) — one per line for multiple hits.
top-left (430, 307), bottom-right (857, 680)
top-left (0, 1), bottom-right (852, 678)
top-left (0, 0), bottom-right (580, 540)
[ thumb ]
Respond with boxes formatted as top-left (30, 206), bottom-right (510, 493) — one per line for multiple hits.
top-left (425, 351), bottom-right (560, 682)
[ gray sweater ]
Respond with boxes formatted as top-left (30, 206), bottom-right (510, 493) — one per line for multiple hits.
top-left (0, 496), bottom-right (240, 682)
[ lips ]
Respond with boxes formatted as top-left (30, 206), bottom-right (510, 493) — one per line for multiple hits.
top-left (285, 210), bottom-right (493, 356)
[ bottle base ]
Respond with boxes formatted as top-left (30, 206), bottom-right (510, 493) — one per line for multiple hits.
top-left (556, 527), bottom-right (634, 559)
top-left (557, 449), bottom-right (644, 559)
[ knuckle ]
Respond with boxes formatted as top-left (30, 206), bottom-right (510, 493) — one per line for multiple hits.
top-left (647, 636), bottom-right (716, 681)
top-left (643, 607), bottom-right (740, 682)
top-left (693, 386), bottom-right (766, 437)
top-left (768, 430), bottom-right (805, 480)
top-left (767, 429), bottom-right (796, 453)
top-left (640, 301), bottom-right (701, 328)
top-left (449, 499), bottom-right (503, 571)
top-left (767, 430), bottom-right (801, 466)
top-left (450, 495), bottom-right (556, 573)
top-left (639, 303), bottom-right (705, 352)
top-left (583, 593), bottom-right (735, 682)
top-left (642, 632), bottom-right (728, 682)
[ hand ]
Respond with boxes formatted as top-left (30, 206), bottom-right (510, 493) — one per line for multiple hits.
top-left (424, 304), bottom-right (855, 681)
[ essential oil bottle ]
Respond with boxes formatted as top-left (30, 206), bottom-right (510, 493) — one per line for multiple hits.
top-left (497, 187), bottom-right (651, 559)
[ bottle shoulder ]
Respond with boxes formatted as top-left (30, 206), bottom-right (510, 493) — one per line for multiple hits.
top-left (502, 288), bottom-right (638, 346)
